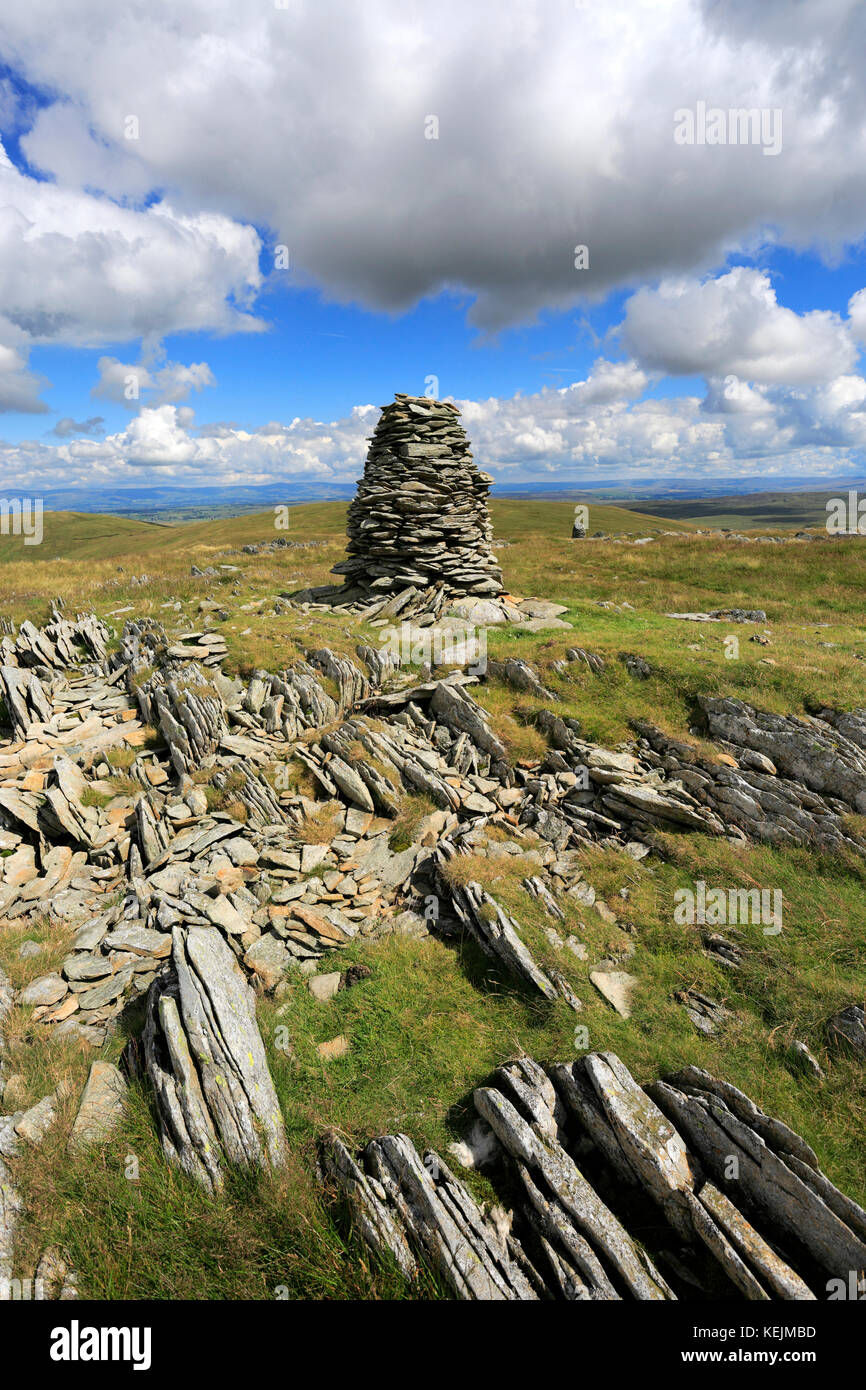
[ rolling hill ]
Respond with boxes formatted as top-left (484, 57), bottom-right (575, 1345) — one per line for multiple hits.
top-left (0, 500), bottom-right (697, 565)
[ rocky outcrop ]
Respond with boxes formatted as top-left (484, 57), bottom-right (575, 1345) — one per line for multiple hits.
top-left (318, 1131), bottom-right (539, 1299)
top-left (4, 611), bottom-right (861, 1046)
top-left (0, 612), bottom-right (110, 673)
top-left (2, 595), bottom-right (864, 1302)
top-left (475, 1056), bottom-right (674, 1299)
top-left (699, 697), bottom-right (866, 814)
top-left (648, 1066), bottom-right (866, 1288)
top-left (633, 703), bottom-right (866, 854)
top-left (333, 393), bottom-right (504, 600)
top-left (324, 1053), bottom-right (866, 1301)
top-left (516, 709), bottom-right (725, 852)
top-left (0, 666), bottom-right (53, 738)
top-left (436, 841), bottom-right (558, 1004)
top-left (139, 665), bottom-right (227, 780)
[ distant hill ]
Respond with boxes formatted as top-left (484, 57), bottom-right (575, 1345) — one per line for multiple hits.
top-left (626, 488), bottom-right (860, 529)
top-left (28, 474), bottom-right (866, 523)
top-left (0, 500), bottom-right (695, 564)
top-left (34, 482), bottom-right (356, 516)
top-left (0, 510), bottom-right (173, 564)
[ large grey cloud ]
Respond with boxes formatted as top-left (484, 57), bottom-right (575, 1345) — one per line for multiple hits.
top-left (0, 1), bottom-right (866, 479)
top-left (1, 0), bottom-right (866, 335)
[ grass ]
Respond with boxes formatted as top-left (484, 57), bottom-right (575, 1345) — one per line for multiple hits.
top-left (79, 787), bottom-right (117, 809)
top-left (200, 769), bottom-right (248, 815)
top-left (297, 803), bottom-right (344, 846)
top-left (387, 793), bottom-right (439, 851)
top-left (104, 746), bottom-right (137, 771)
top-left (0, 499), bottom-right (864, 1299)
top-left (6, 833), bottom-right (863, 1298)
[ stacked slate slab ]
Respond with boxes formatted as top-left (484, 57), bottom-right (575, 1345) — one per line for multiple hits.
top-left (333, 393), bottom-right (504, 598)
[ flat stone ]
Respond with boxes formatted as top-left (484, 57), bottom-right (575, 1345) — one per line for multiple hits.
top-left (62, 954), bottom-right (113, 982)
top-left (518, 599), bottom-right (569, 619)
top-left (446, 599), bottom-right (509, 626)
top-left (43, 994), bottom-right (80, 1023)
top-left (222, 837), bottom-right (259, 867)
top-left (201, 894), bottom-right (248, 935)
top-left (516, 617), bottom-right (573, 632)
top-left (308, 972), bottom-right (342, 1002)
top-left (73, 967), bottom-right (133, 1011)
top-left (287, 904), bottom-right (350, 943)
top-left (243, 933), bottom-right (291, 990)
top-left (589, 970), bottom-right (638, 1018)
top-left (67, 1062), bottom-right (127, 1155)
top-left (14, 1096), bottom-right (57, 1147)
top-left (103, 925), bottom-right (172, 957)
top-left (344, 808), bottom-right (374, 837)
top-left (20, 973), bottom-right (68, 1008)
top-left (301, 844), bottom-right (329, 873)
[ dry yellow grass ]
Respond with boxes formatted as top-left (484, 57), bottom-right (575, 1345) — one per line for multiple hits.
top-left (297, 802), bottom-right (344, 845)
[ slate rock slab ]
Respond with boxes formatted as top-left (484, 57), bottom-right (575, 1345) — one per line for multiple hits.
top-left (143, 926), bottom-right (287, 1191)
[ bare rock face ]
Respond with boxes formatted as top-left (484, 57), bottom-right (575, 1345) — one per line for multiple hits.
top-left (143, 926), bottom-right (287, 1192)
top-left (333, 394), bottom-right (504, 599)
top-left (143, 664), bottom-right (227, 780)
top-left (648, 1066), bottom-right (866, 1287)
top-left (633, 708), bottom-right (866, 855)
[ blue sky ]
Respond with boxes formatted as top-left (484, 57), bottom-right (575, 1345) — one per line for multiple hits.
top-left (12, 246), bottom-right (866, 446)
top-left (23, 286), bottom-right (627, 439)
top-left (1, 1), bottom-right (866, 495)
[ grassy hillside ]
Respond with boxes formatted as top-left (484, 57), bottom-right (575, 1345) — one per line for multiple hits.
top-left (0, 499), bottom-right (696, 567)
top-left (1, 498), bottom-right (864, 1299)
top-left (0, 499), bottom-right (859, 741)
top-left (0, 510), bottom-right (173, 563)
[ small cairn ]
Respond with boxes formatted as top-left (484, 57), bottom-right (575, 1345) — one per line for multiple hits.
top-left (332, 394), bottom-right (504, 600)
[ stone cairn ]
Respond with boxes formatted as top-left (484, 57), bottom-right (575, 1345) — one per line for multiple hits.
top-left (332, 393), bottom-right (504, 603)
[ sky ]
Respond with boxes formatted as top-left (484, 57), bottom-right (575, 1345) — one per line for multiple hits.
top-left (1, 0), bottom-right (866, 497)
